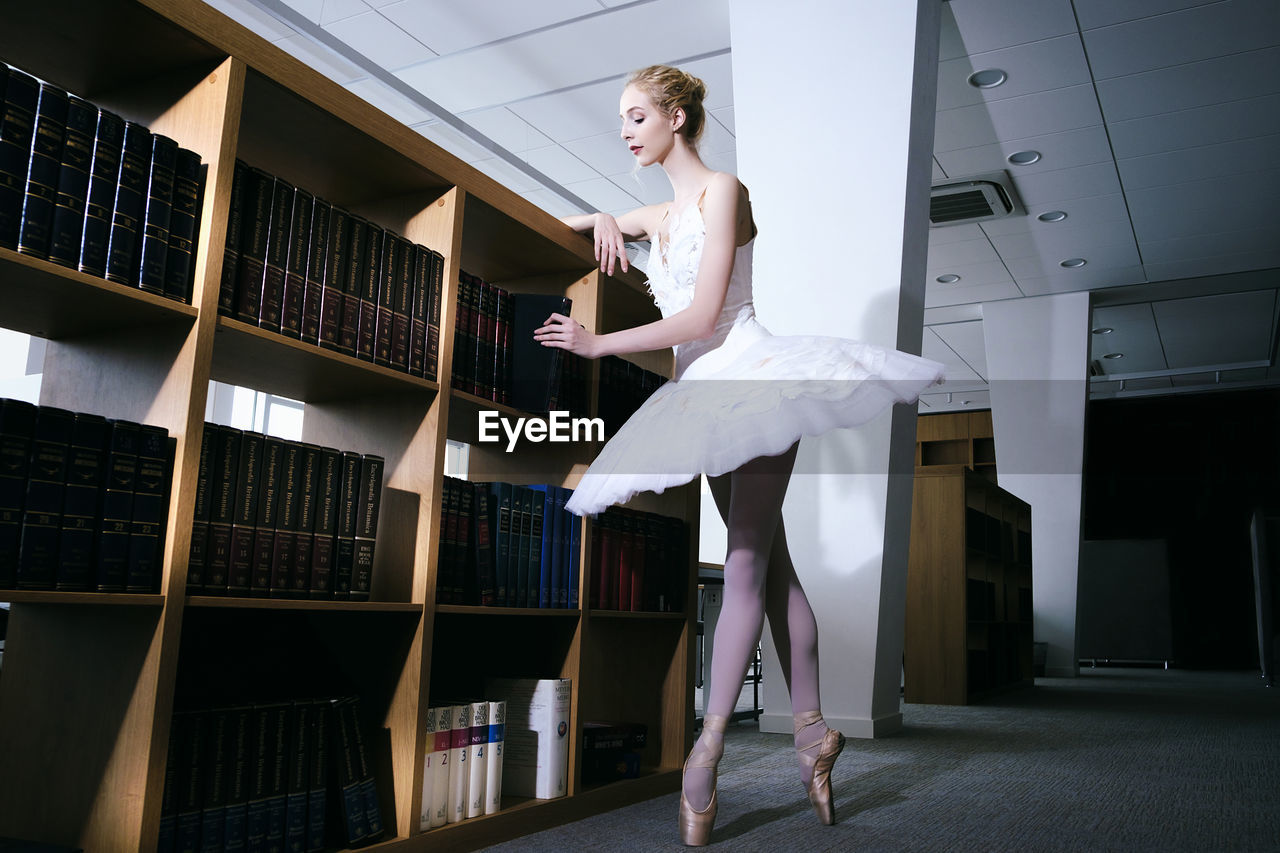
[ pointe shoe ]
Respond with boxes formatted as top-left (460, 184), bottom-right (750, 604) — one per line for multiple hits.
top-left (679, 714), bottom-right (727, 846)
top-left (795, 711), bottom-right (845, 826)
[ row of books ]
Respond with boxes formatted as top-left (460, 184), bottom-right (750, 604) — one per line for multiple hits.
top-left (598, 354), bottom-right (667, 434)
top-left (220, 161), bottom-right (444, 380)
top-left (589, 507), bottom-right (688, 613)
top-left (0, 63), bottom-right (205, 302)
top-left (0, 398), bottom-right (173, 593)
top-left (436, 477), bottom-right (581, 609)
top-left (187, 424), bottom-right (384, 601)
top-left (160, 696), bottom-right (382, 853)
top-left (419, 700), bottom-right (506, 830)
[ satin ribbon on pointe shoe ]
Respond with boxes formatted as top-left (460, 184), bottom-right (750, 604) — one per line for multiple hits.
top-left (794, 710), bottom-right (845, 826)
top-left (679, 713), bottom-right (728, 846)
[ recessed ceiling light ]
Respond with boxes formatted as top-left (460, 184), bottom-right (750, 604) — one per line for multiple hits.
top-left (1038, 210), bottom-right (1068, 223)
top-left (1008, 150), bottom-right (1041, 165)
top-left (936, 274), bottom-right (961, 284)
top-left (1060, 258), bottom-right (1087, 268)
top-left (1103, 352), bottom-right (1124, 359)
top-left (1091, 327), bottom-right (1113, 335)
top-left (967, 69), bottom-right (1008, 89)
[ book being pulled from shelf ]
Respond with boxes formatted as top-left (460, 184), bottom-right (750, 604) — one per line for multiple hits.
top-left (159, 695), bottom-right (382, 853)
top-left (0, 62), bottom-right (205, 303)
top-left (218, 159), bottom-right (444, 381)
top-left (419, 699), bottom-right (506, 831)
top-left (0, 397), bottom-right (174, 594)
top-left (187, 423), bottom-right (383, 601)
top-left (435, 477), bottom-right (581, 609)
top-left (590, 506), bottom-right (687, 613)
top-left (482, 678), bottom-right (570, 801)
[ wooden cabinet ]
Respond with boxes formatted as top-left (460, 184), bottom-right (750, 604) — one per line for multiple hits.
top-left (916, 410), bottom-right (997, 480)
top-left (0, 2), bottom-right (697, 850)
top-left (905, 465), bottom-right (1032, 704)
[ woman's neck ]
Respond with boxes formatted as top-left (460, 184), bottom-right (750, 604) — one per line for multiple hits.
top-left (660, 143), bottom-right (713, 206)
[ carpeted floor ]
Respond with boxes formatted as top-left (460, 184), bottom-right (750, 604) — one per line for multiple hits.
top-left (485, 668), bottom-right (1280, 852)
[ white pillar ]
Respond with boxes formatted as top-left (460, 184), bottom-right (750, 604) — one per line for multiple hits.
top-left (983, 293), bottom-right (1090, 678)
top-left (730, 0), bottom-right (941, 737)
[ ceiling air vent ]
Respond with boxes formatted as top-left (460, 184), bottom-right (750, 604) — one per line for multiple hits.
top-left (930, 171), bottom-right (1024, 226)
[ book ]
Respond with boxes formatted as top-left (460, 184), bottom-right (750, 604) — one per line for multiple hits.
top-left (351, 453), bottom-right (384, 601)
top-left (173, 710), bottom-right (205, 851)
top-left (54, 412), bottom-right (108, 591)
top-left (248, 435), bottom-right (281, 597)
top-left (446, 702), bottom-right (470, 823)
top-left (306, 699), bottom-right (329, 852)
top-left (470, 481), bottom-right (496, 606)
top-left (217, 160), bottom-right (248, 316)
top-left (580, 721), bottom-right (648, 786)
top-left (487, 482), bottom-right (512, 606)
top-left (265, 702), bottom-right (291, 851)
top-left (204, 425), bottom-right (241, 594)
top-left (280, 188), bottom-right (314, 338)
top-left (46, 94), bottom-right (97, 268)
top-left (284, 701), bottom-right (311, 853)
top-left (484, 700), bottom-right (505, 815)
top-left (0, 398), bottom-right (37, 588)
top-left (527, 485), bottom-right (555, 608)
top-left (16, 406), bottom-right (75, 589)
top-left (290, 443), bottom-right (321, 599)
top-left (77, 107), bottom-right (125, 278)
top-left (568, 502), bottom-right (581, 609)
top-left (135, 133), bottom-right (179, 295)
top-left (300, 198), bottom-right (331, 344)
top-left (233, 167), bottom-right (273, 326)
top-left (513, 485), bottom-right (532, 608)
top-left (338, 216), bottom-right (367, 357)
top-left (16, 82), bottom-right (69, 260)
top-left (483, 678), bottom-right (571, 799)
top-left (0, 67), bottom-right (40, 251)
top-left (450, 273), bottom-right (472, 392)
top-left (229, 431), bottom-right (265, 596)
top-left (269, 440), bottom-right (302, 597)
top-left (318, 206), bottom-right (350, 352)
top-left (390, 235), bottom-right (414, 371)
top-left (510, 294), bottom-right (572, 413)
top-left (455, 480), bottom-right (473, 604)
top-left (246, 702), bottom-right (287, 850)
top-left (373, 231), bottom-right (397, 367)
top-left (222, 705), bottom-right (252, 853)
top-left (408, 245), bottom-right (430, 377)
top-left (332, 451), bottom-right (361, 599)
top-left (308, 447), bottom-right (341, 599)
top-left (426, 249), bottom-right (445, 381)
top-left (465, 700), bottom-right (488, 819)
top-left (355, 221), bottom-right (384, 362)
top-left (346, 697), bottom-right (383, 840)
top-left (328, 697), bottom-right (369, 844)
top-left (428, 705), bottom-right (452, 828)
top-left (186, 425), bottom-right (215, 593)
top-left (126, 424), bottom-right (169, 593)
top-left (104, 121), bottom-right (150, 285)
top-left (198, 708), bottom-right (230, 852)
top-left (162, 147), bottom-right (202, 303)
top-left (259, 176), bottom-right (294, 333)
top-left (552, 486), bottom-right (569, 608)
top-left (419, 706), bottom-right (437, 832)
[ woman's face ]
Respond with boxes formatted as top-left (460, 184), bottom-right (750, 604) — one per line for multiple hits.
top-left (619, 84), bottom-right (678, 168)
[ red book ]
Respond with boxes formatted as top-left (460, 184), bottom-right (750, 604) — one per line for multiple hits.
top-left (617, 512), bottom-right (635, 611)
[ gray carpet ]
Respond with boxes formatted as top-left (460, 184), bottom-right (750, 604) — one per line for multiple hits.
top-left (486, 668), bottom-right (1280, 851)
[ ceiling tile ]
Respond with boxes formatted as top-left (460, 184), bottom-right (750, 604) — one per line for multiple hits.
top-left (1107, 93), bottom-right (1280, 158)
top-left (471, 155), bottom-right (544, 193)
top-left (325, 11), bottom-right (436, 69)
top-left (918, 390), bottom-right (992, 413)
top-left (279, 0), bottom-right (322, 23)
top-left (921, 327), bottom-right (983, 382)
top-left (271, 32), bottom-right (365, 83)
top-left (1152, 289), bottom-right (1277, 367)
top-left (1011, 162), bottom-right (1123, 207)
top-left (702, 148), bottom-right (738, 174)
top-left (564, 176), bottom-right (643, 213)
top-left (674, 52), bottom-right (736, 112)
top-left (461, 107), bottom-right (555, 153)
top-left (318, 0), bottom-right (368, 25)
top-left (944, 0), bottom-right (1079, 55)
top-left (518, 187), bottom-right (582, 218)
top-left (928, 222), bottom-right (988, 245)
top-left (935, 125), bottom-right (1113, 180)
top-left (928, 236), bottom-right (1001, 267)
top-left (1095, 46), bottom-right (1280, 122)
top-left (508, 78), bottom-right (626, 142)
top-left (1089, 302), bottom-right (1161, 369)
top-left (1117, 133), bottom-right (1280, 190)
top-left (935, 84), bottom-right (1102, 151)
top-left (608, 169), bottom-right (671, 206)
top-left (1126, 169), bottom-right (1280, 236)
top-left (1141, 226), bottom-right (1280, 265)
top-left (1005, 242), bottom-right (1142, 278)
top-left (345, 78), bottom-right (435, 126)
top-left (978, 193), bottom-right (1130, 236)
top-left (564, 130), bottom-right (634, 176)
top-left (378, 0), bottom-right (602, 57)
top-left (699, 116), bottom-right (736, 155)
top-left (417, 122), bottom-right (497, 163)
top-left (207, 0), bottom-right (296, 40)
top-left (930, 319), bottom-right (990, 380)
top-left (1144, 250), bottom-right (1280, 282)
top-left (1073, 0), bottom-right (1221, 30)
top-left (936, 35), bottom-right (1091, 112)
top-left (521, 144), bottom-right (601, 185)
top-left (987, 221), bottom-right (1137, 261)
top-left (713, 105), bottom-right (735, 134)
top-left (1016, 265), bottom-right (1147, 296)
top-left (924, 259), bottom-right (1014, 289)
top-left (926, 281), bottom-right (1023, 309)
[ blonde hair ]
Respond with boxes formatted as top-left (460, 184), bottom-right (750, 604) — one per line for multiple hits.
top-left (626, 65), bottom-right (708, 147)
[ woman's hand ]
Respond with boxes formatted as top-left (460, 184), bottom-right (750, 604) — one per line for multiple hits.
top-left (535, 312), bottom-right (599, 358)
top-left (592, 212), bottom-right (629, 276)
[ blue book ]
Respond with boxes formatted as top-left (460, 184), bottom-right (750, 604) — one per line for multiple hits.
top-left (513, 486), bottom-right (531, 608)
top-left (553, 487), bottom-right (569, 608)
top-left (527, 485), bottom-right (556, 608)
top-left (567, 492), bottom-right (581, 609)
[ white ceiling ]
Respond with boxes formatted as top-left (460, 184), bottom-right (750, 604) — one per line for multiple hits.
top-left (205, 0), bottom-right (1280, 410)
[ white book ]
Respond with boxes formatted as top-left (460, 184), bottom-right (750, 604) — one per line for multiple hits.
top-left (483, 677), bottom-right (571, 800)
top-left (419, 706), bottom-right (437, 831)
top-left (465, 701), bottom-right (489, 819)
top-left (429, 705), bottom-right (452, 828)
top-left (485, 700), bottom-right (506, 815)
top-left (446, 703), bottom-right (470, 823)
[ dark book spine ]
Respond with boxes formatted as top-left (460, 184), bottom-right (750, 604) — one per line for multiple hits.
top-left (306, 700), bottom-right (329, 852)
top-left (15, 406), bottom-right (75, 589)
top-left (268, 440), bottom-right (301, 597)
top-left (309, 447), bottom-right (340, 599)
top-left (174, 711), bottom-right (205, 852)
top-left (218, 160), bottom-right (248, 316)
top-left (408, 245), bottom-right (429, 377)
top-left (391, 236), bottom-right (414, 372)
top-left (247, 435), bottom-right (280, 597)
top-left (499, 285), bottom-right (513, 406)
top-left (472, 482), bottom-right (495, 606)
top-left (46, 94), bottom-right (97, 268)
top-left (234, 167), bottom-right (274, 325)
top-left (291, 443), bottom-right (320, 599)
top-left (332, 450), bottom-right (361, 599)
top-left (281, 189), bottom-right (314, 339)
top-left (96, 419), bottom-right (139, 592)
top-left (16, 82), bottom-right (69, 260)
top-left (247, 703), bottom-right (288, 850)
top-left (163, 148), bottom-right (202, 303)
top-left (204, 426), bottom-right (241, 594)
top-left (338, 216), bottom-right (367, 357)
top-left (55, 412), bottom-right (109, 591)
top-left (125, 424), bottom-right (170, 593)
top-left (438, 477), bottom-right (458, 605)
top-left (135, 133), bottom-right (179, 294)
top-left (329, 697), bottom-right (369, 844)
top-left (450, 273), bottom-right (471, 391)
top-left (228, 431), bottom-right (264, 596)
top-left (457, 480), bottom-right (475, 605)
top-left (356, 222), bottom-right (383, 362)
top-left (468, 276), bottom-right (484, 397)
top-left (77, 108), bottom-right (125, 277)
top-left (300, 198), bottom-right (330, 344)
top-left (373, 230), bottom-right (397, 367)
top-left (105, 121), bottom-right (151, 285)
top-left (0, 68), bottom-right (40, 251)
top-left (346, 698), bottom-right (382, 839)
top-left (157, 710), bottom-right (181, 853)
top-left (318, 206), bottom-right (350, 351)
top-left (426, 250), bottom-right (444, 382)
top-left (198, 708), bottom-right (230, 852)
top-left (264, 703), bottom-right (290, 850)
top-left (223, 706), bottom-right (253, 852)
top-left (0, 398), bottom-right (37, 588)
top-left (187, 425), bottom-right (214, 594)
top-left (259, 177), bottom-right (294, 333)
top-left (351, 454), bottom-right (384, 602)
top-left (284, 701), bottom-right (311, 852)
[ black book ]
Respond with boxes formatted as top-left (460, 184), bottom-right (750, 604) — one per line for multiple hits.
top-left (55, 412), bottom-right (109, 591)
top-left (328, 697), bottom-right (369, 845)
top-left (355, 221), bottom-right (383, 362)
top-left (174, 711), bottom-right (205, 852)
top-left (204, 425), bottom-right (241, 594)
top-left (157, 709), bottom-right (182, 853)
top-left (346, 697), bottom-right (383, 840)
top-left (186, 424), bottom-right (215, 593)
top-left (300, 198), bottom-right (330, 344)
top-left (16, 82), bottom-right (69, 260)
top-left (472, 481), bottom-right (496, 606)
top-left (390, 236), bottom-right (414, 372)
top-left (125, 424), bottom-right (169, 593)
top-left (16, 406), bottom-right (75, 589)
top-left (308, 447), bottom-right (340, 599)
top-left (95, 419), bottom-right (138, 592)
top-left (46, 94), bottom-right (97, 268)
top-left (228, 430), bottom-right (264, 596)
top-left (218, 159), bottom-right (248, 316)
top-left (338, 216), bottom-right (367, 357)
top-left (268, 439), bottom-right (302, 597)
top-left (222, 705), bottom-right (253, 852)
top-left (246, 434), bottom-right (280, 597)
top-left (306, 700), bottom-right (329, 852)
top-left (436, 477), bottom-right (457, 605)
top-left (284, 701), bottom-right (311, 852)
top-left (77, 108), bottom-right (126, 278)
top-left (510, 293), bottom-right (572, 412)
top-left (247, 702), bottom-right (289, 851)
top-left (473, 280), bottom-right (490, 399)
top-left (290, 443), bottom-right (321, 599)
top-left (135, 133), bottom-right (179, 294)
top-left (234, 166), bottom-right (274, 325)
top-left (264, 702), bottom-right (290, 852)
top-left (318, 206), bottom-right (350, 352)
top-left (104, 121), bottom-right (151, 285)
top-left (0, 398), bottom-right (37, 588)
top-left (408, 244), bottom-right (430, 377)
top-left (351, 453), bottom-right (384, 602)
top-left (426, 249), bottom-right (444, 381)
top-left (0, 67), bottom-right (40, 250)
top-left (457, 480), bottom-right (476, 604)
top-left (450, 273), bottom-right (473, 393)
top-left (198, 708), bottom-right (231, 852)
top-left (332, 450), bottom-right (361, 599)
top-left (163, 147), bottom-right (203, 303)
top-left (373, 230), bottom-right (397, 367)
top-left (281, 188), bottom-right (314, 338)
top-left (260, 177), bottom-right (295, 333)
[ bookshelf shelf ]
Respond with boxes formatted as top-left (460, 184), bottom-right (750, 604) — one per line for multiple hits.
top-left (434, 604), bottom-right (580, 618)
top-left (0, 591), bottom-right (166, 606)
top-left (587, 609), bottom-right (687, 621)
top-left (185, 595), bottom-right (422, 614)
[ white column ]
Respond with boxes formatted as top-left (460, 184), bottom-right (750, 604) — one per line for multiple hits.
top-left (983, 293), bottom-right (1090, 677)
top-left (730, 0), bottom-right (941, 737)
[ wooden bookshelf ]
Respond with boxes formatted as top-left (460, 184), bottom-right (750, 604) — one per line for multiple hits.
top-left (916, 409), bottom-right (997, 480)
top-left (0, 1), bottom-right (699, 850)
top-left (904, 465), bottom-right (1033, 704)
